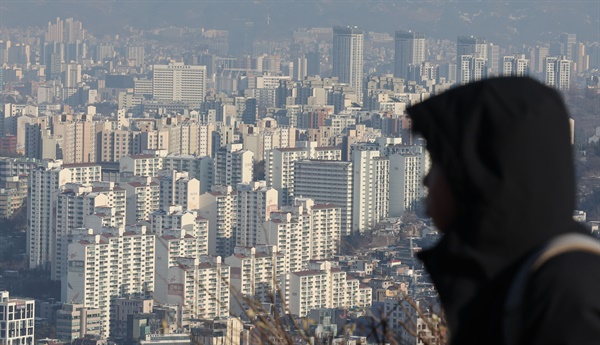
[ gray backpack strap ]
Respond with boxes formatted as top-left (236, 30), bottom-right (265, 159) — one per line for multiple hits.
top-left (503, 233), bottom-right (600, 345)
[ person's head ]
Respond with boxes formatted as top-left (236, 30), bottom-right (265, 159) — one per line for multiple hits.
top-left (408, 77), bottom-right (577, 262)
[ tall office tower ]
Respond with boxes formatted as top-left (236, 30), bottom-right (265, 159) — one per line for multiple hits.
top-left (560, 33), bottom-right (577, 60)
top-left (544, 57), bottom-right (571, 91)
top-left (152, 62), bottom-right (206, 105)
top-left (125, 46), bottom-right (145, 67)
top-left (306, 51), bottom-right (321, 76)
top-left (394, 30), bottom-right (426, 79)
top-left (457, 36), bottom-right (488, 84)
top-left (122, 176), bottom-right (160, 224)
top-left (574, 43), bottom-right (589, 73)
top-left (386, 145), bottom-right (430, 217)
top-left (529, 46), bottom-right (549, 73)
top-left (150, 206), bottom-right (209, 246)
top-left (198, 185), bottom-right (238, 257)
top-left (214, 143), bottom-right (254, 188)
top-left (487, 43), bottom-right (500, 76)
top-left (163, 155), bottom-right (214, 194)
top-left (295, 160), bottom-right (354, 236)
top-left (295, 56), bottom-right (308, 81)
top-left (266, 147), bottom-right (310, 206)
top-left (332, 26), bottom-right (364, 102)
top-left (0, 291), bottom-right (35, 345)
top-left (157, 170), bottom-right (200, 211)
top-left (65, 226), bottom-right (155, 338)
top-left (236, 181), bottom-right (279, 247)
top-left (156, 256), bottom-right (230, 320)
top-left (53, 183), bottom-right (126, 281)
top-left (27, 161), bottom-right (102, 269)
top-left (352, 146), bottom-right (389, 233)
top-left (225, 246), bottom-right (284, 316)
top-left (241, 98), bottom-right (258, 125)
top-left (0, 40), bottom-right (11, 65)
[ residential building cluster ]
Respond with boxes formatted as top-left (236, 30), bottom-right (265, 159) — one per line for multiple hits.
top-left (0, 16), bottom-right (595, 345)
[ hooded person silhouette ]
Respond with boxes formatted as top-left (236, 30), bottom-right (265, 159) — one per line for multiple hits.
top-left (407, 77), bottom-right (600, 345)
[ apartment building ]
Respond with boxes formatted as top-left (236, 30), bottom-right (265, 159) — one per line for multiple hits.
top-left (288, 261), bottom-right (372, 317)
top-left (224, 245), bottom-right (284, 316)
top-left (155, 256), bottom-right (229, 320)
top-left (214, 143), bottom-right (253, 188)
top-left (162, 155), bottom-right (214, 194)
top-left (156, 170), bottom-right (200, 211)
top-left (27, 160), bottom-right (101, 269)
top-left (198, 185), bottom-right (238, 257)
top-left (236, 181), bottom-right (278, 247)
top-left (65, 225), bottom-right (155, 337)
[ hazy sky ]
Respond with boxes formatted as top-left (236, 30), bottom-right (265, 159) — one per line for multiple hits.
top-left (1, 1), bottom-right (599, 44)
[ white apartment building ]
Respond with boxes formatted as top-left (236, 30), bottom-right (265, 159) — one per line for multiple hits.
top-left (53, 183), bottom-right (126, 281)
top-left (156, 256), bottom-right (229, 320)
top-left (123, 176), bottom-right (160, 224)
top-left (120, 154), bottom-right (163, 177)
top-left (156, 170), bottom-right (200, 211)
top-left (27, 160), bottom-right (101, 269)
top-left (386, 145), bottom-right (430, 217)
top-left (259, 198), bottom-right (341, 274)
top-left (0, 291), bottom-right (35, 345)
top-left (198, 185), bottom-right (238, 257)
top-left (65, 225), bottom-right (155, 338)
top-left (384, 298), bottom-right (439, 345)
top-left (236, 181), bottom-right (279, 247)
top-left (163, 155), bottom-right (214, 194)
top-left (155, 228), bottom-right (207, 297)
top-left (150, 206), bottom-right (209, 245)
top-left (225, 245), bottom-right (284, 316)
top-left (266, 148), bottom-right (309, 206)
top-left (352, 147), bottom-right (389, 233)
top-left (295, 160), bottom-right (353, 236)
top-left (288, 261), bottom-right (372, 317)
top-left (152, 63), bottom-right (206, 105)
top-left (214, 143), bottom-right (253, 188)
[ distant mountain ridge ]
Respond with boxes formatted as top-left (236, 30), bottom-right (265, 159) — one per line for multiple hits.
top-left (1, 1), bottom-right (598, 44)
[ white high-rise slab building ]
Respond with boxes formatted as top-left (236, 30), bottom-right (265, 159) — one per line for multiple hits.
top-left (352, 146), bottom-right (389, 233)
top-left (198, 185), bottom-right (238, 257)
top-left (332, 26), bottom-right (364, 102)
top-left (27, 160), bottom-right (101, 270)
top-left (295, 160), bottom-right (354, 236)
top-left (156, 256), bottom-right (230, 320)
top-left (214, 143), bottom-right (254, 188)
top-left (386, 145), bottom-right (430, 217)
top-left (152, 62), bottom-right (206, 105)
top-left (288, 261), bottom-right (372, 317)
top-left (544, 56), bottom-right (572, 91)
top-left (65, 225), bottom-right (155, 338)
top-left (236, 181), bottom-right (279, 247)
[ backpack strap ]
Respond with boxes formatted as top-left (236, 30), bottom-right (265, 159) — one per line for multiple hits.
top-left (503, 233), bottom-right (600, 345)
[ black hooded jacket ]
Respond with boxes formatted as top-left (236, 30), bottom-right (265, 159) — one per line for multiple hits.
top-left (407, 77), bottom-right (600, 345)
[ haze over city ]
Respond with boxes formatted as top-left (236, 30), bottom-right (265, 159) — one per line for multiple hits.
top-left (0, 1), bottom-right (598, 344)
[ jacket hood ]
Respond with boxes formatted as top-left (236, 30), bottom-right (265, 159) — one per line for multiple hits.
top-left (408, 77), bottom-right (583, 339)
